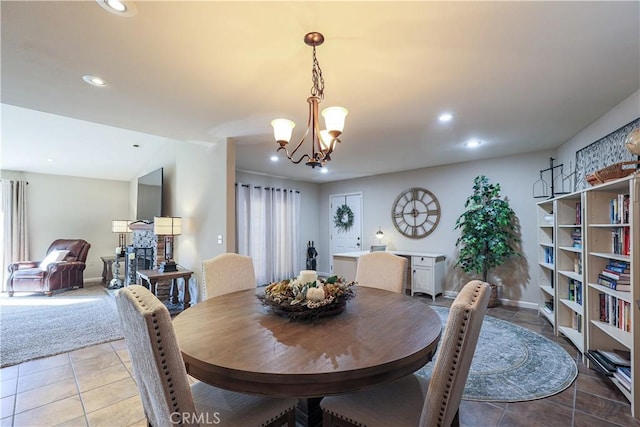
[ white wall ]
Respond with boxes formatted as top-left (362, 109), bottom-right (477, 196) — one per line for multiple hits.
top-left (0, 170), bottom-right (129, 280)
top-left (124, 137), bottom-right (232, 302)
top-left (236, 171), bottom-right (322, 272)
top-left (557, 90), bottom-right (640, 170)
top-left (319, 150), bottom-right (555, 306)
top-left (316, 89), bottom-right (640, 307)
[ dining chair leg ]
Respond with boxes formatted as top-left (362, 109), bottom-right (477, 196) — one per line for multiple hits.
top-left (322, 411), bottom-right (359, 427)
top-left (286, 410), bottom-right (296, 427)
top-left (452, 408), bottom-right (460, 427)
top-left (266, 410), bottom-right (297, 427)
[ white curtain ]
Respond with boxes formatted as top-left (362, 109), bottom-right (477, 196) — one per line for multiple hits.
top-left (236, 184), bottom-right (300, 285)
top-left (1, 180), bottom-right (29, 291)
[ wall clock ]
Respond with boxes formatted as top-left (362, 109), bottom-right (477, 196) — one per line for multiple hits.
top-left (391, 187), bottom-right (441, 239)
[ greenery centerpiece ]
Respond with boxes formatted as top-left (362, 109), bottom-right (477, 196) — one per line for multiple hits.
top-left (454, 175), bottom-right (520, 306)
top-left (260, 271), bottom-right (356, 320)
top-left (259, 270), bottom-right (355, 320)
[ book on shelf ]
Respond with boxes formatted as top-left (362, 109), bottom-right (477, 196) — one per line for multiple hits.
top-left (586, 350), bottom-right (616, 376)
top-left (575, 201), bottom-right (581, 225)
top-left (571, 228), bottom-right (582, 248)
top-left (609, 194), bottom-right (630, 224)
top-left (543, 246), bottom-right (554, 264)
top-left (601, 269), bottom-right (631, 281)
top-left (542, 301), bottom-right (554, 314)
top-left (568, 279), bottom-right (583, 305)
top-left (597, 274), bottom-right (630, 291)
top-left (598, 350), bottom-right (631, 367)
top-left (573, 256), bottom-right (582, 274)
top-left (614, 371), bottom-right (632, 392)
top-left (607, 259), bottom-right (630, 271)
top-left (618, 366), bottom-right (632, 381)
top-left (571, 312), bottom-right (582, 332)
top-left (598, 293), bottom-right (632, 331)
top-left (610, 228), bottom-right (630, 255)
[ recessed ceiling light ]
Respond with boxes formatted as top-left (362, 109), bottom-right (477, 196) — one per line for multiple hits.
top-left (270, 155), bottom-right (279, 162)
top-left (320, 168), bottom-right (328, 174)
top-left (465, 139), bottom-right (482, 148)
top-left (438, 113), bottom-right (453, 123)
top-left (47, 158), bottom-right (54, 162)
top-left (96, 0), bottom-right (137, 17)
top-left (82, 75), bottom-right (107, 87)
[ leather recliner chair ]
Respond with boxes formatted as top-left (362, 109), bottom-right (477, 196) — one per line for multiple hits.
top-left (7, 239), bottom-right (91, 296)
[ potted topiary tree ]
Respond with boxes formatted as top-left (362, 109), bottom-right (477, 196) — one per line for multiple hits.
top-left (454, 175), bottom-right (520, 306)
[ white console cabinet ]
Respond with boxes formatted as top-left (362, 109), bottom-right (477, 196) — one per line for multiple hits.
top-left (332, 250), bottom-right (446, 300)
top-left (411, 255), bottom-right (445, 300)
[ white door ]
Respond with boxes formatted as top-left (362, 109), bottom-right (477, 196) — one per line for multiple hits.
top-left (330, 193), bottom-right (363, 273)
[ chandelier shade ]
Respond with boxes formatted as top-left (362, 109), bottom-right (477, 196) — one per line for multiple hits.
top-left (321, 106), bottom-right (348, 136)
top-left (271, 32), bottom-right (347, 168)
top-left (271, 119), bottom-right (295, 144)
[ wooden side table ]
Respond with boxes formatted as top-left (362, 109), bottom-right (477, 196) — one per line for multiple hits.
top-left (100, 256), bottom-right (115, 286)
top-left (136, 268), bottom-right (193, 311)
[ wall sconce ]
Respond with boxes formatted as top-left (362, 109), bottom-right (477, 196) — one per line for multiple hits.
top-left (112, 220), bottom-right (132, 255)
top-left (154, 216), bottom-right (182, 272)
top-left (375, 227), bottom-right (384, 241)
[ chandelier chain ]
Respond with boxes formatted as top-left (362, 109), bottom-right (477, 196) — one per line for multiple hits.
top-left (310, 45), bottom-right (325, 100)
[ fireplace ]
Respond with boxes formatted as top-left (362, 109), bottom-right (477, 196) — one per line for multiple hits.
top-left (124, 247), bottom-right (154, 285)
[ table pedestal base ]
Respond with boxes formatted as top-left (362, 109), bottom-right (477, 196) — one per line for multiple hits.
top-left (297, 397), bottom-right (323, 427)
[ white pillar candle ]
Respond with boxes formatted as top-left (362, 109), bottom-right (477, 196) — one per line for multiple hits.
top-left (128, 252), bottom-right (135, 260)
top-left (299, 270), bottom-right (317, 284)
top-left (115, 246), bottom-right (121, 255)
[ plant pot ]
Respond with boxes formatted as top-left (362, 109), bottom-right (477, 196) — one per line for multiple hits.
top-left (487, 283), bottom-right (500, 308)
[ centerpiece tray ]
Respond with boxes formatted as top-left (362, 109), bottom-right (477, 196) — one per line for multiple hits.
top-left (259, 275), bottom-right (355, 321)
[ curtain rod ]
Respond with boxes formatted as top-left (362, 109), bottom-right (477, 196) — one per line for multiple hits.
top-left (0, 179), bottom-right (29, 184)
top-left (236, 183), bottom-right (299, 193)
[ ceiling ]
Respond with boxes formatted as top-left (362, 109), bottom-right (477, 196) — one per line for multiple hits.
top-left (2, 1), bottom-right (639, 183)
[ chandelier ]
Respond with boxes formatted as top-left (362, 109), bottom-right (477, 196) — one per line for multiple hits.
top-left (271, 32), bottom-right (348, 168)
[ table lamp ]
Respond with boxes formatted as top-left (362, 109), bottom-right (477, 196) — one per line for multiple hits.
top-left (154, 216), bottom-right (182, 272)
top-left (375, 227), bottom-right (384, 241)
top-left (112, 220), bottom-right (132, 256)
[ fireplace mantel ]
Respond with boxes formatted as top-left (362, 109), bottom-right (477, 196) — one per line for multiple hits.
top-left (129, 222), bottom-right (153, 231)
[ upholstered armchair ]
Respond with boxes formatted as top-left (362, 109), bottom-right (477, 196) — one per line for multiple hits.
top-left (7, 239), bottom-right (91, 296)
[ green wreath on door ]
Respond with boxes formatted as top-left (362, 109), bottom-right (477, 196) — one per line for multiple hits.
top-left (333, 204), bottom-right (354, 232)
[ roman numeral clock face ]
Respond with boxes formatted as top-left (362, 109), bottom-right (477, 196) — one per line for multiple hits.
top-left (391, 187), bottom-right (441, 239)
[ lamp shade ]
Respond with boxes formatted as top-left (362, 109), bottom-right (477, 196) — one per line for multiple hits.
top-left (321, 106), bottom-right (348, 133)
top-left (271, 119), bottom-right (295, 143)
top-left (112, 220), bottom-right (131, 233)
top-left (153, 217), bottom-right (182, 236)
top-left (319, 130), bottom-right (332, 150)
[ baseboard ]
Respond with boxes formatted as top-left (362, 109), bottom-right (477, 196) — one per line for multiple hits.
top-left (443, 290), bottom-right (537, 310)
top-left (84, 277), bottom-right (103, 284)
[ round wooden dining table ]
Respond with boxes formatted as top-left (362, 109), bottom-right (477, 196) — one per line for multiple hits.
top-left (173, 286), bottom-right (441, 425)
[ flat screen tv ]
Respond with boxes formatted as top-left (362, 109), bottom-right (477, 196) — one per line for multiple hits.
top-left (136, 168), bottom-right (163, 221)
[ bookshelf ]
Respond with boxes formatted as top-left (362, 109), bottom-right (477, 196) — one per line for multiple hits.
top-left (537, 175), bottom-right (638, 418)
top-left (554, 192), bottom-right (586, 353)
top-left (536, 199), bottom-right (555, 326)
top-left (583, 175), bottom-right (638, 418)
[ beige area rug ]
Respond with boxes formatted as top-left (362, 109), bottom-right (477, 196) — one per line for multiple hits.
top-left (0, 284), bottom-right (123, 368)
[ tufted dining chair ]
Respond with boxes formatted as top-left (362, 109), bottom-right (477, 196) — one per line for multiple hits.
top-left (201, 253), bottom-right (256, 300)
top-left (320, 280), bottom-right (491, 427)
top-left (354, 251), bottom-right (408, 294)
top-left (115, 285), bottom-right (297, 427)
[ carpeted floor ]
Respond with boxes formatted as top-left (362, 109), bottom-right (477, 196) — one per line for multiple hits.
top-left (416, 306), bottom-right (578, 402)
top-left (0, 284), bottom-right (124, 368)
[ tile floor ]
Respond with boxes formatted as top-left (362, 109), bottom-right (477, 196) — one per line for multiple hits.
top-left (1, 295), bottom-right (639, 427)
